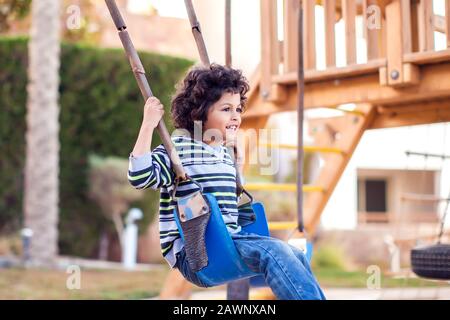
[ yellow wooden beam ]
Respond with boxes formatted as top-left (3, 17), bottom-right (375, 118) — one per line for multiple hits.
top-left (326, 106), bottom-right (367, 117)
top-left (268, 221), bottom-right (298, 231)
top-left (259, 143), bottom-right (345, 154)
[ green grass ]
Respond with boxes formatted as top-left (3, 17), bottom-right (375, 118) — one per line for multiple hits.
top-left (315, 268), bottom-right (444, 288)
top-left (0, 267), bottom-right (170, 300)
top-left (0, 265), bottom-right (446, 299)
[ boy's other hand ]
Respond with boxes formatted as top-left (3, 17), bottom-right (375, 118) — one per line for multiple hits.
top-left (143, 97), bottom-right (165, 129)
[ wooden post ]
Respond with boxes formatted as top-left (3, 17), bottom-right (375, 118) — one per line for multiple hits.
top-left (363, 0), bottom-right (380, 61)
top-left (446, 0), bottom-right (450, 48)
top-left (343, 0), bottom-right (356, 65)
top-left (401, 0), bottom-right (412, 54)
top-left (383, 0), bottom-right (418, 87)
top-left (303, 0), bottom-right (316, 70)
top-left (260, 0), bottom-right (285, 102)
top-left (411, 0), bottom-right (420, 52)
top-left (324, 0), bottom-right (336, 67)
top-left (385, 0), bottom-right (403, 85)
top-left (283, 0), bottom-right (299, 73)
top-left (418, 0), bottom-right (434, 52)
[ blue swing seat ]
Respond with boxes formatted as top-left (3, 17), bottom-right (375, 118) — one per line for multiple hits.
top-left (174, 193), bottom-right (312, 287)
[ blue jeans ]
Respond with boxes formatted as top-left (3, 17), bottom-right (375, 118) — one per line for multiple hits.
top-left (175, 230), bottom-right (326, 300)
top-left (231, 231), bottom-right (326, 300)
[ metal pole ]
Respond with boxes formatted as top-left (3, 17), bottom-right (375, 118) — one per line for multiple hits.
top-left (225, 0), bottom-right (232, 67)
top-left (297, 1), bottom-right (305, 233)
top-left (405, 151), bottom-right (450, 160)
top-left (105, 0), bottom-right (187, 181)
top-left (437, 188), bottom-right (450, 244)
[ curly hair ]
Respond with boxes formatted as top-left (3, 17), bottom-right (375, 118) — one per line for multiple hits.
top-left (171, 63), bottom-right (250, 134)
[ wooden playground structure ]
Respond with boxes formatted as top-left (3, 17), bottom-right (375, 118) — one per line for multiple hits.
top-left (158, 0), bottom-right (450, 299)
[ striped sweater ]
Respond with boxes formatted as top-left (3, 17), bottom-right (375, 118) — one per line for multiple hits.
top-left (128, 135), bottom-right (241, 268)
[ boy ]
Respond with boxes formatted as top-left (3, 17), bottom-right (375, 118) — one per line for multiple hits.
top-left (128, 64), bottom-right (325, 300)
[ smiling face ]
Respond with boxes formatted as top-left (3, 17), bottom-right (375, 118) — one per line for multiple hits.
top-left (203, 92), bottom-right (242, 146)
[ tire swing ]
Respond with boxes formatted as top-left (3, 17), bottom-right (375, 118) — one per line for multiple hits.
top-left (410, 185), bottom-right (450, 280)
top-left (408, 124), bottom-right (450, 280)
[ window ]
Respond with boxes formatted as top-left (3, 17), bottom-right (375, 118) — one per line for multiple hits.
top-left (365, 180), bottom-right (387, 212)
top-left (358, 178), bottom-right (388, 223)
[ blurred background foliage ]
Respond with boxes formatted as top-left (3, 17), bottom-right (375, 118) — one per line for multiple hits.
top-left (0, 36), bottom-right (193, 257)
top-left (0, 0), bottom-right (31, 33)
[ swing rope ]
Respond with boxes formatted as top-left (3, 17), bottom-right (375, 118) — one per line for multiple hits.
top-left (105, 0), bottom-right (187, 183)
top-left (297, 1), bottom-right (305, 235)
top-left (438, 123), bottom-right (449, 244)
top-left (225, 0), bottom-right (232, 67)
top-left (184, 0), bottom-right (244, 197)
top-left (184, 0), bottom-right (210, 67)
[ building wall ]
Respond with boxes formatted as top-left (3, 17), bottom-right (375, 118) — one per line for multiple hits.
top-left (98, 1), bottom-right (199, 60)
top-left (321, 123), bottom-right (450, 231)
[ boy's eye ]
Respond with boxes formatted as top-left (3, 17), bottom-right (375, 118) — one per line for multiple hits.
top-left (222, 106), bottom-right (243, 113)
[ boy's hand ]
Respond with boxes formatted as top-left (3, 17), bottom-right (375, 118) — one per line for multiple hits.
top-left (143, 97), bottom-right (165, 129)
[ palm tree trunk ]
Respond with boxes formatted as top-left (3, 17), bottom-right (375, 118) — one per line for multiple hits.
top-left (24, 0), bottom-right (61, 267)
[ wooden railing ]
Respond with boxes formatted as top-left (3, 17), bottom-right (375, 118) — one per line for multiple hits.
top-left (260, 0), bottom-right (450, 102)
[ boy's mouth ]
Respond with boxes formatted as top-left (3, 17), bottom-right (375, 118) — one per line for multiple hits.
top-left (225, 125), bottom-right (238, 131)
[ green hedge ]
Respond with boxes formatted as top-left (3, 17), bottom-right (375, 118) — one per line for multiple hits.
top-left (0, 37), bottom-right (193, 257)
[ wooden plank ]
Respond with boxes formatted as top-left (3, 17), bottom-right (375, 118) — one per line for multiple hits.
top-left (418, 0), bottom-right (434, 51)
top-left (376, 100), bottom-right (450, 115)
top-left (386, 0), bottom-right (404, 85)
top-left (363, 0), bottom-right (381, 61)
top-left (404, 49), bottom-right (450, 64)
top-left (272, 49), bottom-right (450, 86)
top-left (343, 0), bottom-right (357, 65)
top-left (411, 0), bottom-right (419, 53)
top-left (283, 0), bottom-right (299, 73)
top-left (260, 0), bottom-right (280, 100)
top-left (314, 63), bottom-right (450, 106)
top-left (401, 0), bottom-right (412, 54)
top-left (303, 0), bottom-right (316, 70)
top-left (278, 62), bottom-right (450, 109)
top-left (381, 7), bottom-right (387, 58)
top-left (447, 0), bottom-right (450, 47)
top-left (244, 61), bottom-right (450, 119)
top-left (272, 58), bottom-right (385, 84)
top-left (324, 0), bottom-right (336, 67)
top-left (370, 100), bottom-right (450, 129)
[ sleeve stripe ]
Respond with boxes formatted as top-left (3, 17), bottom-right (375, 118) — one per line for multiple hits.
top-left (153, 153), bottom-right (172, 185)
top-left (127, 171), bottom-right (151, 181)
